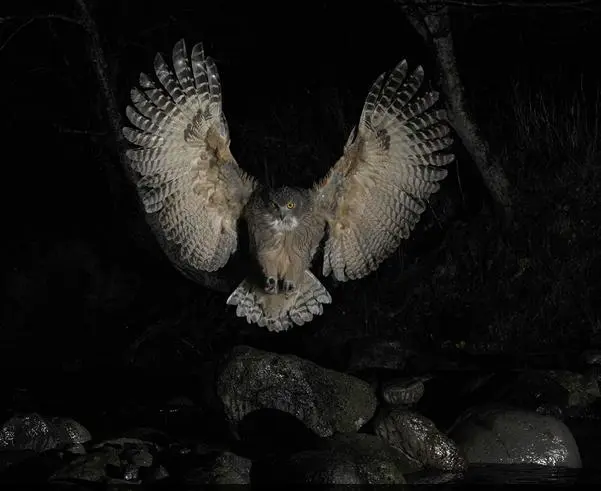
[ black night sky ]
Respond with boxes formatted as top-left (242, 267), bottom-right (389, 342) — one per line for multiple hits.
top-left (1, 0), bottom-right (601, 486)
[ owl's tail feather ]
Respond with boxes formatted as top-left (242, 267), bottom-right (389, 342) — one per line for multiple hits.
top-left (226, 270), bottom-right (331, 332)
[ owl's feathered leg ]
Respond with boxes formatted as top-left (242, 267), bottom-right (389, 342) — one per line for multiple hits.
top-left (265, 276), bottom-right (278, 295)
top-left (282, 279), bottom-right (296, 297)
top-left (226, 270), bottom-right (331, 332)
top-left (282, 260), bottom-right (303, 298)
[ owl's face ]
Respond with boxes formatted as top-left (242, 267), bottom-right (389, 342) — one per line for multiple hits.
top-left (265, 186), bottom-right (307, 231)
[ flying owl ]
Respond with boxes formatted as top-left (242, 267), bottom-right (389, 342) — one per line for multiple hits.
top-left (122, 39), bottom-right (454, 332)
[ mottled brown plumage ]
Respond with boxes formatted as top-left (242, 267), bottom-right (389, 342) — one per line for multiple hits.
top-left (122, 39), bottom-right (455, 332)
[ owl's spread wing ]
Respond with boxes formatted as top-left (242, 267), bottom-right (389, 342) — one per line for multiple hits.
top-left (123, 39), bottom-right (256, 272)
top-left (314, 60), bottom-right (455, 282)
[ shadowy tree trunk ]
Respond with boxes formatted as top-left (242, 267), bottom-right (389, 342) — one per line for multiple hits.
top-left (0, 0), bottom-right (234, 293)
top-left (396, 0), bottom-right (597, 226)
top-left (75, 1), bottom-right (234, 292)
top-left (397, 0), bottom-right (514, 226)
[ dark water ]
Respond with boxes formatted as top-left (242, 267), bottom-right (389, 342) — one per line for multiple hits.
top-left (463, 465), bottom-right (599, 485)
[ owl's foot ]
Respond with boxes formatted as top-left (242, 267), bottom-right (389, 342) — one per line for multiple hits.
top-left (283, 279), bottom-right (296, 297)
top-left (265, 276), bottom-right (278, 295)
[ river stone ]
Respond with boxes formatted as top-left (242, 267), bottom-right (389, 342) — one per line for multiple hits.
top-left (216, 345), bottom-right (377, 437)
top-left (449, 405), bottom-right (582, 468)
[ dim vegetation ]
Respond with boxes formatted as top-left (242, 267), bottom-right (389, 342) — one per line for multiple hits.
top-left (418, 76), bottom-right (601, 354)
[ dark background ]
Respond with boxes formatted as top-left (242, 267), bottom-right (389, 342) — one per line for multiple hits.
top-left (1, 0), bottom-right (601, 380)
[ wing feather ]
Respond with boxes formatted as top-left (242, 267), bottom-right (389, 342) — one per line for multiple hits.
top-left (123, 39), bottom-right (256, 272)
top-left (314, 60), bottom-right (455, 282)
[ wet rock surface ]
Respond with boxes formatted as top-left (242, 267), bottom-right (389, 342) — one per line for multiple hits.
top-left (0, 413), bottom-right (91, 453)
top-left (380, 375), bottom-right (431, 406)
top-left (0, 345), bottom-right (599, 487)
top-left (216, 345), bottom-right (378, 437)
top-left (373, 407), bottom-right (466, 472)
top-left (450, 405), bottom-right (582, 468)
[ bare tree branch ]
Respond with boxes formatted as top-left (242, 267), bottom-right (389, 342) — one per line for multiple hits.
top-left (52, 124), bottom-right (108, 137)
top-left (73, 0), bottom-right (129, 170)
top-left (398, 1), bottom-right (515, 225)
top-left (0, 15), bottom-right (81, 53)
top-left (0, 14), bottom-right (80, 25)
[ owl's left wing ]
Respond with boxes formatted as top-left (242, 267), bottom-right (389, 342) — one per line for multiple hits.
top-left (314, 60), bottom-right (455, 282)
top-left (123, 40), bottom-right (257, 274)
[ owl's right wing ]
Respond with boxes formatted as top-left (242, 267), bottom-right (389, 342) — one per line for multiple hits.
top-left (314, 59), bottom-right (455, 282)
top-left (123, 39), bottom-right (257, 273)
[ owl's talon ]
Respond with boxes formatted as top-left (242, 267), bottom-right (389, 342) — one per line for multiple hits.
top-left (283, 279), bottom-right (296, 297)
top-left (265, 276), bottom-right (278, 294)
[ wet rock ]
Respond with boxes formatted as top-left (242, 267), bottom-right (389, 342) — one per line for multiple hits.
top-left (51, 446), bottom-right (121, 483)
top-left (271, 433), bottom-right (409, 484)
top-left (449, 405), bottom-right (582, 468)
top-left (54, 419), bottom-right (91, 446)
top-left (0, 413), bottom-right (91, 453)
top-left (216, 346), bottom-right (377, 437)
top-left (581, 349), bottom-right (601, 366)
top-left (544, 370), bottom-right (600, 408)
top-left (51, 437), bottom-right (163, 485)
top-left (380, 376), bottom-right (430, 406)
top-left (183, 451), bottom-right (251, 485)
top-left (373, 408), bottom-right (466, 472)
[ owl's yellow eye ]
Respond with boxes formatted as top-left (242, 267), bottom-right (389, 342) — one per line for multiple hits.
top-left (286, 201), bottom-right (295, 209)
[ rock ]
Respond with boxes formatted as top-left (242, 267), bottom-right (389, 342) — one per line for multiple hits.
top-left (449, 405), bottom-right (582, 468)
top-left (544, 370), bottom-right (599, 408)
top-left (0, 413), bottom-right (91, 453)
top-left (272, 433), bottom-right (409, 484)
top-left (380, 376), bottom-right (431, 406)
top-left (51, 446), bottom-right (121, 483)
top-left (373, 408), bottom-right (466, 472)
top-left (183, 451), bottom-right (251, 485)
top-left (51, 437), bottom-right (162, 484)
top-left (581, 349), bottom-right (601, 366)
top-left (216, 346), bottom-right (377, 437)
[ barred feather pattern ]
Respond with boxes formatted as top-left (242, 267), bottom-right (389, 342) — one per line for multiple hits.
top-left (226, 271), bottom-right (332, 332)
top-left (315, 60), bottom-right (455, 282)
top-left (122, 39), bottom-right (256, 272)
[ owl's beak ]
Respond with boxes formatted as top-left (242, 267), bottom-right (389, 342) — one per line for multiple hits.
top-left (279, 208), bottom-right (287, 220)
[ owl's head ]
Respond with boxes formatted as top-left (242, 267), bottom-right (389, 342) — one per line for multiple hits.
top-left (264, 186), bottom-right (308, 229)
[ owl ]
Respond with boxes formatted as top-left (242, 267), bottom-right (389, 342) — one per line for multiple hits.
top-left (122, 39), bottom-right (454, 332)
